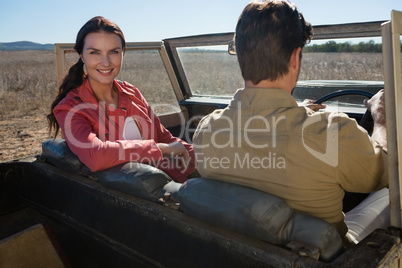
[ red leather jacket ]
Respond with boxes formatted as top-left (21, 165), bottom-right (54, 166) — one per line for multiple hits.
top-left (54, 79), bottom-right (195, 182)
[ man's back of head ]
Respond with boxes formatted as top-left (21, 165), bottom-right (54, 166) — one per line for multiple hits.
top-left (235, 0), bottom-right (313, 84)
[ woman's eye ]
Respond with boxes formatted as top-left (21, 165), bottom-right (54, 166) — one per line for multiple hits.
top-left (89, 51), bottom-right (99, 55)
top-left (110, 50), bottom-right (119, 54)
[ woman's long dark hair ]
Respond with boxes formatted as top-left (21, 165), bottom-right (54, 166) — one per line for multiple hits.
top-left (47, 16), bottom-right (126, 138)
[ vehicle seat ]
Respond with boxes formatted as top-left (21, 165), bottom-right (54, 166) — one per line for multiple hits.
top-left (177, 178), bottom-right (344, 262)
top-left (41, 139), bottom-right (343, 261)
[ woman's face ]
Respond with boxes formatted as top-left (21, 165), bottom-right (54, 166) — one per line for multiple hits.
top-left (80, 31), bottom-right (123, 87)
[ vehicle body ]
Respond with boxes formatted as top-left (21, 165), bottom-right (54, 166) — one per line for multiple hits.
top-left (1, 11), bottom-right (402, 267)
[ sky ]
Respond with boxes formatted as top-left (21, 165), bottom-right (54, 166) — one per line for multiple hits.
top-left (1, 0), bottom-right (401, 44)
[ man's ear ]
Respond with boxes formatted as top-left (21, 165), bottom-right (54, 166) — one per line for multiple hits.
top-left (290, 47), bottom-right (302, 71)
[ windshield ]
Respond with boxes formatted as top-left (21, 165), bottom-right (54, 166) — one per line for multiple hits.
top-left (175, 37), bottom-right (385, 109)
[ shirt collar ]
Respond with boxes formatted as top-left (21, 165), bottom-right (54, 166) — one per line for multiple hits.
top-left (229, 87), bottom-right (298, 109)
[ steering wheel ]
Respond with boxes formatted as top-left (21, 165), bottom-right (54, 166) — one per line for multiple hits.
top-left (313, 89), bottom-right (374, 131)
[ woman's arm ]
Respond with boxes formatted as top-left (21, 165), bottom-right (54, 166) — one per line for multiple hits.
top-left (54, 106), bottom-right (164, 172)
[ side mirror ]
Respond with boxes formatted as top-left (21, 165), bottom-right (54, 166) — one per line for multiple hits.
top-left (228, 40), bottom-right (236, 55)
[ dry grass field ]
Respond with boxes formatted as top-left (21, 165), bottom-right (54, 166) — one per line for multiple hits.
top-left (300, 52), bottom-right (384, 81)
top-left (0, 50), bottom-right (384, 162)
top-left (0, 51), bottom-right (56, 161)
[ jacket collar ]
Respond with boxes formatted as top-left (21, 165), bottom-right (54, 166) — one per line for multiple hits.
top-left (75, 79), bottom-right (136, 104)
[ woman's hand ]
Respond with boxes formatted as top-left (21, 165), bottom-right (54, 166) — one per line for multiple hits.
top-left (157, 142), bottom-right (190, 164)
top-left (301, 99), bottom-right (326, 112)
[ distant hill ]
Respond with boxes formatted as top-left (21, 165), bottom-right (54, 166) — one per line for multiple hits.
top-left (0, 41), bottom-right (54, 51)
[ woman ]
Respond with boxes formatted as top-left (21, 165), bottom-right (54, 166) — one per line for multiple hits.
top-left (47, 16), bottom-right (195, 183)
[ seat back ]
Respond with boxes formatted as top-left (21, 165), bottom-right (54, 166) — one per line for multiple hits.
top-left (178, 178), bottom-right (343, 262)
top-left (41, 139), bottom-right (170, 201)
top-left (42, 138), bottom-right (88, 174)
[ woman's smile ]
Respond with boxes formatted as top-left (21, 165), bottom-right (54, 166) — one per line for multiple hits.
top-left (97, 68), bottom-right (114, 75)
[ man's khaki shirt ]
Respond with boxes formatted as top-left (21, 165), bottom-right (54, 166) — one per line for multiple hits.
top-left (193, 87), bottom-right (388, 236)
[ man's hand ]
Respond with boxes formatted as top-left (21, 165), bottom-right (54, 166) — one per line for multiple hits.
top-left (364, 89), bottom-right (387, 150)
top-left (301, 99), bottom-right (327, 112)
top-left (364, 89), bottom-right (385, 126)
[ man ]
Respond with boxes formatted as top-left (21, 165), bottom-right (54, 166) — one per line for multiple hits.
top-left (192, 0), bottom-right (388, 244)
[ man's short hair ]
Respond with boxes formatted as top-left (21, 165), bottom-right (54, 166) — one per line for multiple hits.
top-left (235, 0), bottom-right (313, 84)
